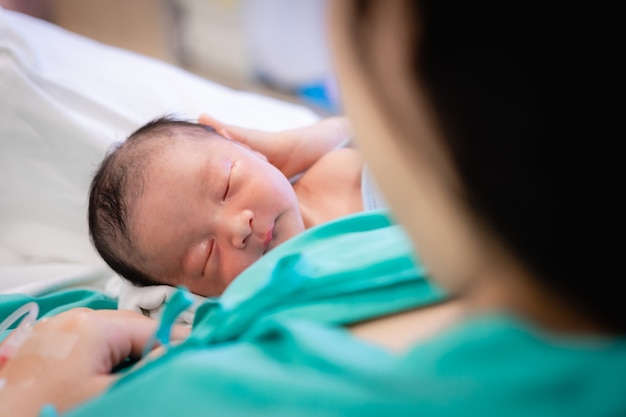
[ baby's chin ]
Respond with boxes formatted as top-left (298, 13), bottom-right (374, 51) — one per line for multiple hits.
top-left (221, 238), bottom-right (288, 289)
top-left (222, 252), bottom-right (268, 287)
top-left (211, 216), bottom-right (304, 297)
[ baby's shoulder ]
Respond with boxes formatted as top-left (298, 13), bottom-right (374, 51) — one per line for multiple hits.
top-left (294, 148), bottom-right (365, 226)
top-left (308, 147), bottom-right (364, 185)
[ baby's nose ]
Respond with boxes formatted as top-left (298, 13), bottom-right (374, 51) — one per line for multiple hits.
top-left (230, 209), bottom-right (254, 249)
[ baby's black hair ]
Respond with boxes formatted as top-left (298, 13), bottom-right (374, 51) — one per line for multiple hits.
top-left (88, 116), bottom-right (217, 287)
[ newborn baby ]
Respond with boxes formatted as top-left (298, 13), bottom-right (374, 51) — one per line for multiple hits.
top-left (89, 115), bottom-right (385, 297)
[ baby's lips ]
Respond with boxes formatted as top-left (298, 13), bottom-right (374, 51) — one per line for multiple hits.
top-left (263, 225), bottom-right (275, 254)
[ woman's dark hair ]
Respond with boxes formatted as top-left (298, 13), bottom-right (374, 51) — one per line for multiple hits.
top-left (88, 116), bottom-right (217, 287)
top-left (350, 1), bottom-right (623, 331)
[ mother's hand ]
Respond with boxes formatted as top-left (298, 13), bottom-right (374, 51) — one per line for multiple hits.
top-left (0, 309), bottom-right (188, 417)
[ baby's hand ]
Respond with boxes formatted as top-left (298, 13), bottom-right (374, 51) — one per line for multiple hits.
top-left (199, 114), bottom-right (352, 178)
top-left (198, 114), bottom-right (276, 158)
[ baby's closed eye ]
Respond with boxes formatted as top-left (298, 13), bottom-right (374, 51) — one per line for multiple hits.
top-left (202, 239), bottom-right (216, 276)
top-left (222, 161), bottom-right (234, 201)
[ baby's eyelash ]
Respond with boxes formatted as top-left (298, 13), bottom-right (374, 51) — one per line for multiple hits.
top-left (223, 179), bottom-right (230, 200)
top-left (202, 240), bottom-right (215, 277)
top-left (207, 240), bottom-right (215, 259)
top-left (223, 164), bottom-right (233, 200)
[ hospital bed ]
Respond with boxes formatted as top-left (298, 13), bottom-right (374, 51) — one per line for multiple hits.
top-left (0, 8), bottom-right (319, 298)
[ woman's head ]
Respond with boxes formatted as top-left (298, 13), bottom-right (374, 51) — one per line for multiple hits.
top-left (89, 117), bottom-right (304, 296)
top-left (329, 1), bottom-right (623, 331)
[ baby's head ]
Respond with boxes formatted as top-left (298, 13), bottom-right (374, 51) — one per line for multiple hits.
top-left (89, 116), bottom-right (305, 296)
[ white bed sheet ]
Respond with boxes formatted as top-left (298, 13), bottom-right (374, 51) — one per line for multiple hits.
top-left (0, 8), bottom-right (319, 295)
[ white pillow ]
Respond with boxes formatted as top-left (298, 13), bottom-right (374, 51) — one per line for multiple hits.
top-left (0, 8), bottom-right (318, 269)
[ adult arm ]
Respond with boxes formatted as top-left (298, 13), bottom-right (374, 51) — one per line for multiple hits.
top-left (199, 114), bottom-right (353, 179)
top-left (0, 309), bottom-right (188, 417)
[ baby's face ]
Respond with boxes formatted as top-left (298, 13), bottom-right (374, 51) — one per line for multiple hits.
top-left (131, 135), bottom-right (305, 296)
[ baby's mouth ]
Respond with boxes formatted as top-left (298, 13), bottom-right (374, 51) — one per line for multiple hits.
top-left (262, 225), bottom-right (274, 254)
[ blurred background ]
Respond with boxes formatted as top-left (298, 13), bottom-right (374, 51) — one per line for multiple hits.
top-left (0, 0), bottom-right (339, 116)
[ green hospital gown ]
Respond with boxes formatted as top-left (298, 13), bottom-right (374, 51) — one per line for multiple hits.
top-left (1, 211), bottom-right (624, 416)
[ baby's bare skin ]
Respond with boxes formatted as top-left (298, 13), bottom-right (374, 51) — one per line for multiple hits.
top-left (200, 114), bottom-right (365, 230)
top-left (127, 116), bottom-right (365, 296)
top-left (294, 147), bottom-right (364, 228)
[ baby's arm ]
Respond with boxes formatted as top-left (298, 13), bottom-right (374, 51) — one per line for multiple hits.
top-left (199, 114), bottom-right (353, 179)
